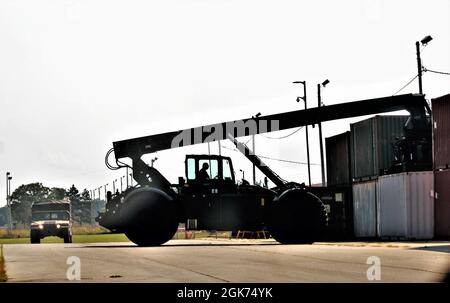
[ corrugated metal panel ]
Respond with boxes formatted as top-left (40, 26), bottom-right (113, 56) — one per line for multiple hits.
top-left (326, 132), bottom-right (351, 186)
top-left (377, 171), bottom-right (434, 239)
top-left (351, 115), bottom-right (408, 181)
top-left (435, 169), bottom-right (450, 238)
top-left (352, 181), bottom-right (377, 238)
top-left (351, 119), bottom-right (374, 179)
top-left (432, 94), bottom-right (450, 170)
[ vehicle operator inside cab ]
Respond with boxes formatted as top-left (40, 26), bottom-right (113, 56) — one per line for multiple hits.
top-left (197, 163), bottom-right (210, 182)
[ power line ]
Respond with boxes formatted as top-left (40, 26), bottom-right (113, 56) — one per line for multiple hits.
top-left (423, 67), bottom-right (450, 75)
top-left (257, 155), bottom-right (321, 166)
top-left (221, 145), bottom-right (320, 166)
top-left (260, 126), bottom-right (304, 139)
top-left (392, 74), bottom-right (418, 96)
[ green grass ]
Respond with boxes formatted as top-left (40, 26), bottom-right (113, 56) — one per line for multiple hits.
top-left (0, 244), bottom-right (7, 282)
top-left (0, 229), bottom-right (231, 245)
top-left (0, 226), bottom-right (110, 239)
top-left (0, 233), bottom-right (130, 245)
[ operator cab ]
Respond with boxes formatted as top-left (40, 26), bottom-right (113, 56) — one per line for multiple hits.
top-left (184, 155), bottom-right (236, 192)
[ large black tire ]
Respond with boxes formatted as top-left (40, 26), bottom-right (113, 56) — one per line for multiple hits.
top-left (121, 187), bottom-right (179, 246)
top-left (30, 231), bottom-right (40, 244)
top-left (268, 189), bottom-right (328, 244)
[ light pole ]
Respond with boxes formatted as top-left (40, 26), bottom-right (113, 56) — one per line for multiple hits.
top-left (129, 173), bottom-right (133, 187)
top-left (416, 35), bottom-right (432, 95)
top-left (239, 169), bottom-right (245, 181)
top-left (151, 157), bottom-right (158, 167)
top-left (252, 112), bottom-right (261, 185)
top-left (317, 79), bottom-right (330, 186)
top-left (6, 172), bottom-right (10, 204)
top-left (6, 172), bottom-right (12, 231)
top-left (126, 166), bottom-right (129, 188)
top-left (113, 179), bottom-right (117, 194)
top-left (120, 176), bottom-right (124, 192)
top-left (293, 81), bottom-right (311, 187)
top-left (104, 183), bottom-right (108, 199)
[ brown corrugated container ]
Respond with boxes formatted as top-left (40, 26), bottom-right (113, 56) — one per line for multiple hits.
top-left (435, 169), bottom-right (450, 239)
top-left (326, 132), bottom-right (352, 186)
top-left (432, 94), bottom-right (450, 170)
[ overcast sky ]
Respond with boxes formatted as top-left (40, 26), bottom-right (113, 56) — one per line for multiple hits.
top-left (1, 0), bottom-right (449, 206)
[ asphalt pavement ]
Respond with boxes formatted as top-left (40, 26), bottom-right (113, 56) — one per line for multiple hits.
top-left (2, 239), bottom-right (449, 282)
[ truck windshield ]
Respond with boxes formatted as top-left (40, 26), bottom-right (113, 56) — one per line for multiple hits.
top-left (32, 211), bottom-right (70, 221)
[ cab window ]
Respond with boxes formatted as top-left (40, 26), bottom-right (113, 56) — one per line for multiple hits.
top-left (223, 159), bottom-right (233, 181)
top-left (186, 158), bottom-right (196, 180)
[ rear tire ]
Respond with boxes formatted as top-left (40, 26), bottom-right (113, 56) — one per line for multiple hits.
top-left (122, 187), bottom-right (179, 246)
top-left (268, 189), bottom-right (328, 244)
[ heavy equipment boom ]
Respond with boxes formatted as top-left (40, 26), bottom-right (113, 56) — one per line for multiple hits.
top-left (112, 94), bottom-right (429, 163)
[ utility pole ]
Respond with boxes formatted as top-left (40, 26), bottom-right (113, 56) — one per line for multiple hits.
top-left (252, 135), bottom-right (256, 185)
top-left (416, 35), bottom-right (432, 95)
top-left (293, 81), bottom-right (311, 186)
top-left (252, 112), bottom-right (261, 185)
top-left (317, 82), bottom-right (328, 186)
top-left (416, 41), bottom-right (423, 95)
top-left (6, 172), bottom-right (12, 232)
top-left (303, 85), bottom-right (311, 187)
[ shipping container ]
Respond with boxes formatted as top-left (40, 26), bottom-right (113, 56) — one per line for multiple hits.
top-left (307, 186), bottom-right (353, 239)
top-left (377, 171), bottom-right (434, 240)
top-left (350, 115), bottom-right (409, 181)
top-left (432, 94), bottom-right (450, 170)
top-left (435, 169), bottom-right (450, 239)
top-left (352, 180), bottom-right (377, 238)
top-left (326, 132), bottom-right (352, 186)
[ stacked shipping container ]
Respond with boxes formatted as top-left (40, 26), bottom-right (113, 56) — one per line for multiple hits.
top-left (352, 180), bottom-right (377, 237)
top-left (432, 94), bottom-right (450, 239)
top-left (350, 115), bottom-right (409, 238)
top-left (350, 115), bottom-right (409, 181)
top-left (377, 172), bottom-right (434, 239)
top-left (326, 132), bottom-right (352, 186)
top-left (326, 113), bottom-right (437, 239)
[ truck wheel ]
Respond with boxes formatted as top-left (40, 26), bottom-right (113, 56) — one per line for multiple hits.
top-left (30, 231), bottom-right (40, 244)
top-left (63, 231), bottom-right (72, 243)
top-left (268, 189), bottom-right (328, 244)
top-left (121, 187), bottom-right (179, 246)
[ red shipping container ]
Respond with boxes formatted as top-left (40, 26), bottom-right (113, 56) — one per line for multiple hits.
top-left (435, 169), bottom-right (450, 239)
top-left (432, 94), bottom-right (450, 170)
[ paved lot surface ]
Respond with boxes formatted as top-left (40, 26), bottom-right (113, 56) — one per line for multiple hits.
top-left (3, 239), bottom-right (449, 282)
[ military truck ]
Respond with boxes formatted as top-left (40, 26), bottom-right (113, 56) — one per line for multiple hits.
top-left (30, 200), bottom-right (73, 244)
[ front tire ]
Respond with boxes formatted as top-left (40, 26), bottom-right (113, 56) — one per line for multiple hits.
top-left (121, 187), bottom-right (179, 246)
top-left (30, 231), bottom-right (40, 244)
top-left (63, 231), bottom-right (72, 243)
top-left (268, 189), bottom-right (328, 244)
